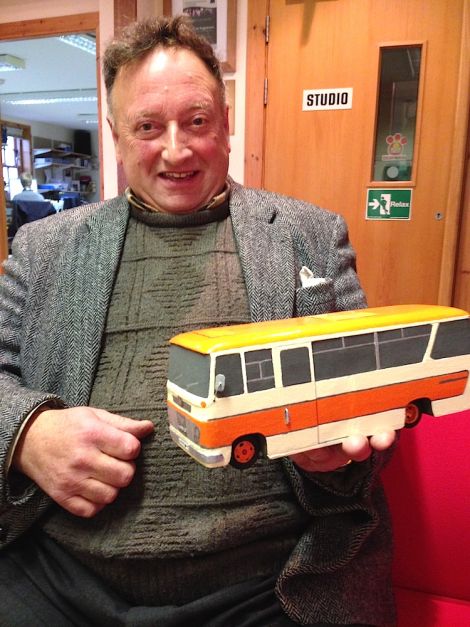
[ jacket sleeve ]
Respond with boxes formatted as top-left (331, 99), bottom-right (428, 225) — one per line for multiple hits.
top-left (0, 230), bottom-right (63, 548)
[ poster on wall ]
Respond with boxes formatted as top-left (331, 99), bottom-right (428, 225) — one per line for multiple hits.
top-left (183, 1), bottom-right (217, 43)
top-left (168, 0), bottom-right (237, 71)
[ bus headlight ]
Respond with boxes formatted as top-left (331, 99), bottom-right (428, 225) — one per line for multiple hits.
top-left (168, 406), bottom-right (200, 443)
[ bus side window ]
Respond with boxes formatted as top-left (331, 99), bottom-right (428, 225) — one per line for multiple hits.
top-left (312, 333), bottom-right (376, 381)
top-left (280, 347), bottom-right (311, 386)
top-left (431, 318), bottom-right (470, 359)
top-left (215, 354), bottom-right (244, 396)
top-left (378, 324), bottom-right (431, 368)
top-left (245, 349), bottom-right (275, 392)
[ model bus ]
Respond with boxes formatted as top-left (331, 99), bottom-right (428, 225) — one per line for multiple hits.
top-left (167, 304), bottom-right (470, 469)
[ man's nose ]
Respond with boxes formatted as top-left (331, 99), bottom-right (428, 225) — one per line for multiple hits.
top-left (161, 123), bottom-right (192, 163)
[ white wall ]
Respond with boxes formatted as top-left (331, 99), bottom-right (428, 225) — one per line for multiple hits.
top-left (98, 0), bottom-right (117, 198)
top-left (225, 0), bottom-right (247, 184)
top-left (4, 116), bottom-right (75, 144)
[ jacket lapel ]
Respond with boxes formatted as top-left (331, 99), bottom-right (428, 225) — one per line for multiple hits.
top-left (58, 198), bottom-right (129, 405)
top-left (229, 183), bottom-right (296, 322)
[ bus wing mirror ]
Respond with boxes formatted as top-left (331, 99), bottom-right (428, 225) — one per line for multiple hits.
top-left (215, 373), bottom-right (225, 396)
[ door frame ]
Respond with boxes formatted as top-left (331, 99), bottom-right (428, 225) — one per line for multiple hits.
top-left (0, 0), bottom-right (139, 266)
top-left (245, 0), bottom-right (470, 306)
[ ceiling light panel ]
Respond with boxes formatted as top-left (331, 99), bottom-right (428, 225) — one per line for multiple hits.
top-left (57, 34), bottom-right (96, 55)
top-left (0, 89), bottom-right (97, 105)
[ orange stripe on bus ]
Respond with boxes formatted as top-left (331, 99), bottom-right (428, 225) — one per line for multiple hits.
top-left (171, 370), bottom-right (468, 448)
top-left (316, 370), bottom-right (468, 425)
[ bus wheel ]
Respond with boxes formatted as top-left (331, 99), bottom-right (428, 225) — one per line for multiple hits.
top-left (230, 436), bottom-right (260, 469)
top-left (404, 402), bottom-right (422, 428)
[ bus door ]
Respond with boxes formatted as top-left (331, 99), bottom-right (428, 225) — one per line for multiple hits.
top-left (277, 345), bottom-right (319, 445)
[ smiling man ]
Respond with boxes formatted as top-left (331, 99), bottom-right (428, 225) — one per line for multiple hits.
top-left (0, 16), bottom-right (396, 627)
top-left (108, 46), bottom-right (230, 214)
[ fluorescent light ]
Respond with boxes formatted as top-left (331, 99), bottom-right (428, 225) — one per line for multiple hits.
top-left (7, 96), bottom-right (97, 105)
top-left (1, 89), bottom-right (97, 105)
top-left (58, 34), bottom-right (96, 55)
top-left (0, 54), bottom-right (25, 71)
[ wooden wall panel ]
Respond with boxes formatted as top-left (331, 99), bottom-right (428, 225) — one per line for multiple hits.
top-left (0, 13), bottom-right (98, 39)
top-left (453, 123), bottom-right (470, 310)
top-left (114, 0), bottom-right (137, 195)
top-left (244, 0), bottom-right (268, 189)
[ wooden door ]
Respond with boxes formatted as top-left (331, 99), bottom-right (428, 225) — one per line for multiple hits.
top-left (246, 0), bottom-right (470, 307)
top-left (453, 121), bottom-right (470, 310)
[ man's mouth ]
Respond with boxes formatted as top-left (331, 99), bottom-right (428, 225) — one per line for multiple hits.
top-left (160, 171), bottom-right (197, 180)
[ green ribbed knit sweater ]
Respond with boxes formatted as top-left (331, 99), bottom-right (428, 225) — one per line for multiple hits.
top-left (41, 202), bottom-right (308, 605)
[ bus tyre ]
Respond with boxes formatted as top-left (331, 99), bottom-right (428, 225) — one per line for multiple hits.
top-left (230, 436), bottom-right (260, 469)
top-left (404, 402), bottom-right (422, 428)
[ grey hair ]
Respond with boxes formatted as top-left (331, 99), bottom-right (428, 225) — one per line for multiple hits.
top-left (103, 15), bottom-right (225, 114)
top-left (20, 171), bottom-right (33, 188)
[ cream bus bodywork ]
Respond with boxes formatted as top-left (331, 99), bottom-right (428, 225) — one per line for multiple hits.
top-left (167, 305), bottom-right (470, 468)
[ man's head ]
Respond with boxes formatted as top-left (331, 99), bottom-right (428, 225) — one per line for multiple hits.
top-left (103, 16), bottom-right (230, 214)
top-left (20, 171), bottom-right (33, 189)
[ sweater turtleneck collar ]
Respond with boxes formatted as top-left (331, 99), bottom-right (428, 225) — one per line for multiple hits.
top-left (125, 181), bottom-right (231, 227)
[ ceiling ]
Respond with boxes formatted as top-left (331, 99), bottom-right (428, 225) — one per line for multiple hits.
top-left (0, 35), bottom-right (98, 132)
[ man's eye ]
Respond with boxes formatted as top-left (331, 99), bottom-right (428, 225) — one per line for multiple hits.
top-left (140, 122), bottom-right (154, 132)
top-left (192, 117), bottom-right (206, 127)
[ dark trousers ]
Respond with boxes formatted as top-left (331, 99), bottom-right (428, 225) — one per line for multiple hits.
top-left (0, 531), bottom-right (370, 627)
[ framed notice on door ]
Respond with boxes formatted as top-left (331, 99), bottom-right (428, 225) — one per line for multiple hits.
top-left (163, 0), bottom-right (237, 72)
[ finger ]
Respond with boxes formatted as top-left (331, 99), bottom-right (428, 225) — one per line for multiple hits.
top-left (60, 494), bottom-right (108, 518)
top-left (370, 430), bottom-right (396, 451)
top-left (290, 445), bottom-right (349, 472)
top-left (71, 477), bottom-right (120, 506)
top-left (92, 409), bottom-right (154, 438)
top-left (92, 457), bottom-right (136, 488)
top-left (341, 435), bottom-right (371, 462)
top-left (85, 424), bottom-right (141, 461)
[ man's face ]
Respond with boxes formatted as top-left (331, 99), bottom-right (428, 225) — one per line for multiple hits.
top-left (108, 47), bottom-right (230, 214)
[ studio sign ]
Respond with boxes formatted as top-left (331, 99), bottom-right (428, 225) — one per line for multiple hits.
top-left (302, 88), bottom-right (353, 111)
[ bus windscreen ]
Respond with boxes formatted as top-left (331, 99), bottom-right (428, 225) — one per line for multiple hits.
top-left (168, 345), bottom-right (211, 398)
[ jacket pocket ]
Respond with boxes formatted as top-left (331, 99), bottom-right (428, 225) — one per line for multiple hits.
top-left (295, 279), bottom-right (335, 316)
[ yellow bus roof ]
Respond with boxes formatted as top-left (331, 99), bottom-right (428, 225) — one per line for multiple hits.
top-left (170, 304), bottom-right (469, 354)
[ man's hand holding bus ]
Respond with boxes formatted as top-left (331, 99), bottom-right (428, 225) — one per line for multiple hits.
top-left (12, 406), bottom-right (154, 518)
top-left (290, 430), bottom-right (396, 473)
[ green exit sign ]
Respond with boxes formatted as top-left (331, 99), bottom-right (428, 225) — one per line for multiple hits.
top-left (366, 189), bottom-right (412, 220)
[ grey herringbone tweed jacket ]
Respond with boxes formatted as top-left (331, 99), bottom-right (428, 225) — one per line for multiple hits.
top-left (0, 182), bottom-right (395, 624)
